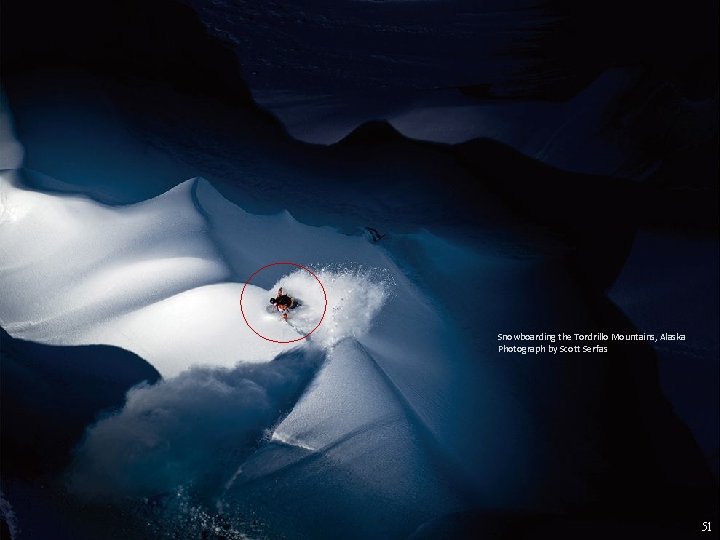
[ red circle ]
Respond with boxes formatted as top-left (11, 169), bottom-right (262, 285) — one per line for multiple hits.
top-left (240, 262), bottom-right (327, 343)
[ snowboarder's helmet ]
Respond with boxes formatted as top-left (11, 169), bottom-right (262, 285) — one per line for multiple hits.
top-left (270, 298), bottom-right (276, 304)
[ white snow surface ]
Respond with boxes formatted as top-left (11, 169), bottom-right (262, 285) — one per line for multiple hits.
top-left (0, 172), bottom-right (393, 376)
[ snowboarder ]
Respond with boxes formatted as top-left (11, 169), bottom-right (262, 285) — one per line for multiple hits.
top-left (270, 287), bottom-right (296, 320)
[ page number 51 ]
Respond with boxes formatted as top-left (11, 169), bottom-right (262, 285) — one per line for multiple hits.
top-left (702, 522), bottom-right (712, 532)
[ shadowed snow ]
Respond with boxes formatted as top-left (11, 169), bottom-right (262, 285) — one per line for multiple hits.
top-left (68, 348), bottom-right (324, 500)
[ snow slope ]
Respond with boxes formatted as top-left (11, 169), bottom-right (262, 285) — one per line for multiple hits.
top-left (2, 164), bottom-right (582, 538)
top-left (0, 168), bottom-right (490, 536)
top-left (0, 101), bottom-right (628, 536)
top-left (0, 173), bottom-right (395, 376)
top-left (3, 99), bottom-right (711, 537)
